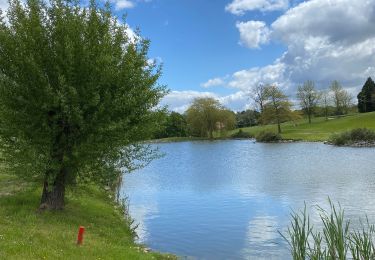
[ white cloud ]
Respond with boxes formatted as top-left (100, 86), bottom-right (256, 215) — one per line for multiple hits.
top-left (161, 90), bottom-right (251, 112)
top-left (236, 21), bottom-right (271, 49)
top-left (110, 0), bottom-right (152, 11)
top-left (218, 91), bottom-right (252, 111)
top-left (228, 62), bottom-right (288, 90)
top-left (271, 0), bottom-right (375, 89)
top-left (112, 0), bottom-right (134, 10)
top-left (201, 77), bottom-right (226, 88)
top-left (161, 91), bottom-right (218, 113)
top-left (0, 0), bottom-right (8, 12)
top-left (226, 0), bottom-right (289, 15)
top-left (216, 0), bottom-right (375, 98)
top-left (272, 0), bottom-right (375, 46)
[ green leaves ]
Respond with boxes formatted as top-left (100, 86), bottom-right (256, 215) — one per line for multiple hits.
top-left (186, 97), bottom-right (236, 138)
top-left (0, 0), bottom-right (166, 187)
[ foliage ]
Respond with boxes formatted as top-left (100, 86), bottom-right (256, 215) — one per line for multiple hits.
top-left (255, 131), bottom-right (281, 142)
top-left (329, 128), bottom-right (375, 146)
top-left (186, 97), bottom-right (235, 138)
top-left (319, 90), bottom-right (332, 120)
top-left (261, 85), bottom-right (294, 133)
top-left (357, 77), bottom-right (375, 113)
top-left (231, 129), bottom-right (254, 139)
top-left (216, 108), bottom-right (236, 137)
top-left (0, 0), bottom-right (166, 209)
top-left (297, 81), bottom-right (321, 123)
top-left (235, 109), bottom-right (260, 128)
top-left (280, 200), bottom-right (375, 260)
top-left (330, 81), bottom-right (353, 115)
top-left (154, 111), bottom-right (188, 139)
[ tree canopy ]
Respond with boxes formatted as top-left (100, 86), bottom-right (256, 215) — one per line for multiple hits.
top-left (357, 77), bottom-right (375, 113)
top-left (154, 111), bottom-right (188, 138)
top-left (261, 85), bottom-right (294, 133)
top-left (297, 80), bottom-right (321, 123)
top-left (250, 84), bottom-right (268, 113)
top-left (330, 81), bottom-right (352, 115)
top-left (186, 98), bottom-right (235, 138)
top-left (0, 0), bottom-right (166, 209)
top-left (235, 109), bottom-right (260, 128)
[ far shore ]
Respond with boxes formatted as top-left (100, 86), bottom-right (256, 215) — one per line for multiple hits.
top-left (152, 112), bottom-right (375, 144)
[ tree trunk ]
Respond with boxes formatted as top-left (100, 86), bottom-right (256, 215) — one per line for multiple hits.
top-left (40, 117), bottom-right (72, 210)
top-left (277, 118), bottom-right (281, 134)
top-left (40, 167), bottom-right (67, 210)
top-left (308, 113), bottom-right (311, 124)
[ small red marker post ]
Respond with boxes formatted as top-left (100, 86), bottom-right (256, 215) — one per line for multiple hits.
top-left (77, 226), bottom-right (85, 245)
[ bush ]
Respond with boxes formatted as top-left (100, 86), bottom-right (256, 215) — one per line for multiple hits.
top-left (231, 129), bottom-right (254, 139)
top-left (255, 131), bottom-right (281, 142)
top-left (329, 128), bottom-right (375, 146)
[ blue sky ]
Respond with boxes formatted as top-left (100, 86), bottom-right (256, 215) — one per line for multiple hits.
top-left (71, 0), bottom-right (375, 112)
top-left (1, 0), bottom-right (371, 112)
top-left (123, 0), bottom-right (287, 96)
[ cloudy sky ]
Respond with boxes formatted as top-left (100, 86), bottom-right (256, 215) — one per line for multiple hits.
top-left (2, 0), bottom-right (374, 112)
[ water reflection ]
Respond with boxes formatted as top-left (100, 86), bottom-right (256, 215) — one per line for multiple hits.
top-left (120, 141), bottom-right (375, 259)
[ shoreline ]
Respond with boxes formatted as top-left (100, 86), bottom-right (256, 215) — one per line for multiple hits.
top-left (150, 136), bottom-right (375, 148)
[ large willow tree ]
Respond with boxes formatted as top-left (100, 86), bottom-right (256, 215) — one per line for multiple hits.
top-left (0, 0), bottom-right (166, 209)
top-left (186, 98), bottom-right (236, 139)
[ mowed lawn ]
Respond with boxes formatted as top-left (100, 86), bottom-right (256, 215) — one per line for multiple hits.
top-left (0, 173), bottom-right (175, 260)
top-left (230, 112), bottom-right (375, 141)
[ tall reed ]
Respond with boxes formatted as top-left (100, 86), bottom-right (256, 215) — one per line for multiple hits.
top-left (280, 199), bottom-right (375, 260)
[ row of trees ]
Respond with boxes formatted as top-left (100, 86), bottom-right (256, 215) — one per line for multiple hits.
top-left (251, 80), bottom-right (355, 133)
top-left (155, 107), bottom-right (260, 139)
top-left (157, 79), bottom-right (360, 138)
top-left (156, 79), bottom-right (358, 138)
top-left (155, 98), bottom-right (237, 139)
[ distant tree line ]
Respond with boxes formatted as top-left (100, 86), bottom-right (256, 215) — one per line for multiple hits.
top-left (155, 98), bottom-right (237, 139)
top-left (155, 77), bottom-right (374, 138)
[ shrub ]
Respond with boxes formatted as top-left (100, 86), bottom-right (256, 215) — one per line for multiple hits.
top-left (231, 129), bottom-right (254, 139)
top-left (255, 131), bottom-right (281, 142)
top-left (329, 128), bottom-right (375, 146)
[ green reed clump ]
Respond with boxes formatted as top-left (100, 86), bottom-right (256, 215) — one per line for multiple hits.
top-left (280, 199), bottom-right (375, 260)
top-left (279, 204), bottom-right (312, 260)
top-left (349, 217), bottom-right (375, 260)
top-left (318, 199), bottom-right (349, 259)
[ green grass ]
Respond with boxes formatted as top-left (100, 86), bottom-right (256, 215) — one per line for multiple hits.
top-left (230, 112), bottom-right (375, 141)
top-left (154, 112), bottom-right (375, 142)
top-left (0, 174), bottom-right (175, 260)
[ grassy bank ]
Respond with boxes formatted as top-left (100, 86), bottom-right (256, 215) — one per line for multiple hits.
top-left (153, 112), bottom-right (375, 143)
top-left (235, 112), bottom-right (375, 141)
top-left (0, 173), bottom-right (175, 260)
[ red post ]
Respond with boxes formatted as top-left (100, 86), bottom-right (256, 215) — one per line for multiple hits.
top-left (77, 226), bottom-right (85, 245)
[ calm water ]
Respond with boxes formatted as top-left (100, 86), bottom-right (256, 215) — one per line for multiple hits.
top-left (120, 140), bottom-right (375, 259)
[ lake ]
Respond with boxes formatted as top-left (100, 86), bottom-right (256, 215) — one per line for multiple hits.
top-left (120, 140), bottom-right (375, 259)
